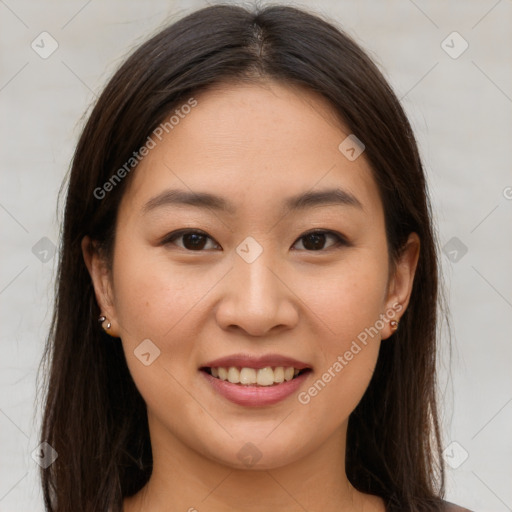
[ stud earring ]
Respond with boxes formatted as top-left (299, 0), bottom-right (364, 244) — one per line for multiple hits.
top-left (390, 319), bottom-right (399, 332)
top-left (98, 315), bottom-right (111, 330)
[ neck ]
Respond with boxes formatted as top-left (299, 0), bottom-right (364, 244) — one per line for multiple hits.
top-left (123, 413), bottom-right (384, 512)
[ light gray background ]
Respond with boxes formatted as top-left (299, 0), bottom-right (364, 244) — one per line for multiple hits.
top-left (1, 1), bottom-right (511, 510)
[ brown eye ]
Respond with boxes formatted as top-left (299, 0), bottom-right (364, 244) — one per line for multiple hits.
top-left (181, 232), bottom-right (208, 250)
top-left (293, 230), bottom-right (347, 251)
top-left (164, 230), bottom-right (220, 251)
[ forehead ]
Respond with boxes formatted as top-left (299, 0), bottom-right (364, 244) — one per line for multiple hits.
top-left (119, 81), bottom-right (382, 220)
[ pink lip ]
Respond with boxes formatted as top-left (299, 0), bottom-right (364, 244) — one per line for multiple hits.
top-left (201, 353), bottom-right (311, 370)
top-left (201, 370), bottom-right (311, 407)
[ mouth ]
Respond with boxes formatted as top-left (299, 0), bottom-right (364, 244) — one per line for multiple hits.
top-left (200, 366), bottom-right (312, 386)
top-left (199, 354), bottom-right (313, 406)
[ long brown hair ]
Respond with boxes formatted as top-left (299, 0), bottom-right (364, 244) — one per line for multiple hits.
top-left (39, 4), bottom-right (446, 511)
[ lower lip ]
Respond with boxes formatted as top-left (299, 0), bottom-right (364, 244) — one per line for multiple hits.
top-left (201, 370), bottom-right (310, 407)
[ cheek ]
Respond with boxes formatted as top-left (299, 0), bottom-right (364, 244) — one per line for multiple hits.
top-left (110, 241), bottom-right (209, 410)
top-left (297, 341), bottom-right (380, 432)
top-left (112, 239), bottom-right (212, 341)
top-left (299, 252), bottom-right (389, 343)
top-left (293, 252), bottom-right (388, 415)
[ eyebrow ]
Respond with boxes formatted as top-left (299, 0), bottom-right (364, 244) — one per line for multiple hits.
top-left (142, 187), bottom-right (363, 215)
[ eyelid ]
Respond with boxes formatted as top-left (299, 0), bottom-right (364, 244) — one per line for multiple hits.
top-left (291, 229), bottom-right (350, 250)
top-left (162, 229), bottom-right (221, 250)
top-left (162, 228), bottom-right (350, 252)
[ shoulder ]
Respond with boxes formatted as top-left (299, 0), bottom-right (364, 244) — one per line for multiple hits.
top-left (442, 500), bottom-right (474, 512)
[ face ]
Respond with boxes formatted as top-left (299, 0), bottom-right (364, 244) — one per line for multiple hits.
top-left (84, 81), bottom-right (418, 471)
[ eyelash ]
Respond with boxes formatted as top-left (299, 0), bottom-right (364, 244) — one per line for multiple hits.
top-left (161, 229), bottom-right (349, 252)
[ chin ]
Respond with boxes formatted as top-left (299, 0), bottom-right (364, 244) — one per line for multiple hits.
top-left (201, 436), bottom-right (310, 472)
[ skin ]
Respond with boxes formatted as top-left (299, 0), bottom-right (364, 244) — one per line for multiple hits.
top-left (83, 81), bottom-right (420, 512)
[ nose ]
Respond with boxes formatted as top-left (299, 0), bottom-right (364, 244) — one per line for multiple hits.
top-left (214, 249), bottom-right (299, 337)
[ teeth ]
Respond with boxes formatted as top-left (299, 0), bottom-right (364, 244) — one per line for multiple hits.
top-left (209, 366), bottom-right (303, 386)
top-left (284, 367), bottom-right (294, 381)
top-left (239, 367), bottom-right (256, 385)
top-left (273, 366), bottom-right (284, 383)
top-left (256, 367), bottom-right (274, 386)
top-left (228, 366), bottom-right (240, 384)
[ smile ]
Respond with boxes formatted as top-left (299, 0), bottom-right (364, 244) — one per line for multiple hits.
top-left (200, 367), bottom-right (312, 407)
top-left (203, 366), bottom-right (310, 386)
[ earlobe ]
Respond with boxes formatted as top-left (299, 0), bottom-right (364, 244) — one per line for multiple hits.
top-left (382, 233), bottom-right (420, 339)
top-left (81, 236), bottom-right (120, 337)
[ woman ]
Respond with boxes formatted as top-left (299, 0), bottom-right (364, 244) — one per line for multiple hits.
top-left (39, 4), bottom-right (473, 511)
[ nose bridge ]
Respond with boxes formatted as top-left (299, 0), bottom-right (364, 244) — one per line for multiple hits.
top-left (236, 251), bottom-right (280, 300)
top-left (215, 239), bottom-right (298, 335)
top-left (233, 233), bottom-right (276, 288)
top-left (233, 244), bottom-right (281, 310)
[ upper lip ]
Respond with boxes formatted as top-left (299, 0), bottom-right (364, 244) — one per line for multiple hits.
top-left (201, 353), bottom-right (312, 370)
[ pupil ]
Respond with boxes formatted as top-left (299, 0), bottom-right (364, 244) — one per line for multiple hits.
top-left (303, 233), bottom-right (325, 250)
top-left (184, 233), bottom-right (206, 250)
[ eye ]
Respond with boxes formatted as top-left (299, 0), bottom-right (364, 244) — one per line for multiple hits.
top-left (292, 230), bottom-right (348, 251)
top-left (162, 229), bottom-right (221, 251)
top-left (162, 229), bottom-right (348, 252)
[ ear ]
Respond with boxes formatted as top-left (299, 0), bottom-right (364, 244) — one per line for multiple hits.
top-left (81, 235), bottom-right (120, 337)
top-left (381, 232), bottom-right (420, 340)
